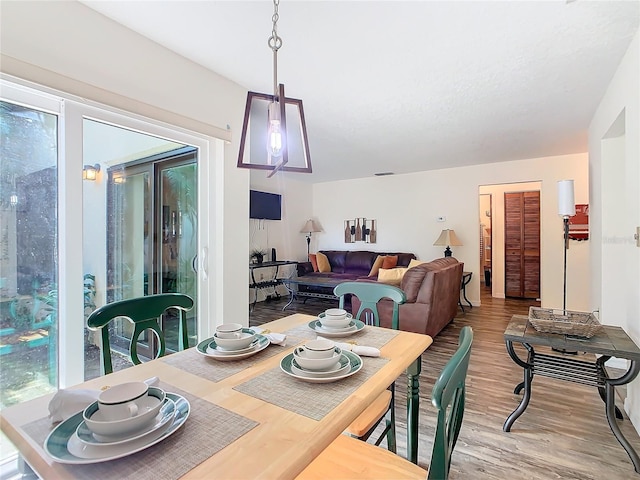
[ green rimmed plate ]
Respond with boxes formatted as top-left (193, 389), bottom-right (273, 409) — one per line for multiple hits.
top-left (280, 350), bottom-right (363, 383)
top-left (307, 319), bottom-right (365, 337)
top-left (45, 393), bottom-right (190, 464)
top-left (196, 332), bottom-right (270, 361)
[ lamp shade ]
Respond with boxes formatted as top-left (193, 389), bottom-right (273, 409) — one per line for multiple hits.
top-left (433, 229), bottom-right (463, 247)
top-left (300, 219), bottom-right (322, 234)
top-left (557, 180), bottom-right (575, 217)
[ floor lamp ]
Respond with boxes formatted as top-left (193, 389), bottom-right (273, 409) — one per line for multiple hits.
top-left (300, 219), bottom-right (322, 260)
top-left (558, 180), bottom-right (575, 313)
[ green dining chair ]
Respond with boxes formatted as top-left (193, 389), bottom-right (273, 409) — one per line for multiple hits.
top-left (87, 293), bottom-right (194, 375)
top-left (297, 326), bottom-right (474, 480)
top-left (333, 281), bottom-right (406, 452)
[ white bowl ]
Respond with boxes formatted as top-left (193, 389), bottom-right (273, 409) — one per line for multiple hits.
top-left (83, 387), bottom-right (165, 437)
top-left (215, 323), bottom-right (244, 339)
top-left (325, 308), bottom-right (347, 318)
top-left (293, 347), bottom-right (342, 371)
top-left (213, 330), bottom-right (256, 350)
top-left (318, 312), bottom-right (353, 329)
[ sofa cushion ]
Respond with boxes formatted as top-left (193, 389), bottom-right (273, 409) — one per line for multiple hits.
top-left (382, 255), bottom-right (398, 269)
top-left (378, 267), bottom-right (408, 286)
top-left (316, 252), bottom-right (332, 272)
top-left (401, 264), bottom-right (430, 302)
top-left (344, 251), bottom-right (377, 276)
top-left (322, 251), bottom-right (348, 273)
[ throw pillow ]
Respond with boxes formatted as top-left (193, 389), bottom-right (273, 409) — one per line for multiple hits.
top-left (382, 255), bottom-right (398, 269)
top-left (309, 254), bottom-right (319, 272)
top-left (316, 252), bottom-right (332, 273)
top-left (408, 259), bottom-right (426, 269)
top-left (377, 267), bottom-right (408, 286)
top-left (368, 255), bottom-right (386, 277)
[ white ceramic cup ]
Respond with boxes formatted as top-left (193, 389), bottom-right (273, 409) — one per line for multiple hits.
top-left (297, 339), bottom-right (336, 359)
top-left (215, 323), bottom-right (244, 339)
top-left (325, 308), bottom-right (347, 318)
top-left (97, 381), bottom-right (149, 421)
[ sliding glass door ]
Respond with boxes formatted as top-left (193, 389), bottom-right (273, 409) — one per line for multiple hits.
top-left (105, 146), bottom-right (198, 362)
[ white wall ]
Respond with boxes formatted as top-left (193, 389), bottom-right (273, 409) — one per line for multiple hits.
top-left (312, 153), bottom-right (589, 310)
top-left (589, 30), bottom-right (640, 427)
top-left (0, 1), bottom-right (250, 328)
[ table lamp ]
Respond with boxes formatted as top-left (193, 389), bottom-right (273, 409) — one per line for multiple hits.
top-left (433, 229), bottom-right (462, 257)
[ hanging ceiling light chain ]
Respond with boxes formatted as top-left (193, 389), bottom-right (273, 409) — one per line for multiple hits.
top-left (268, 0), bottom-right (282, 98)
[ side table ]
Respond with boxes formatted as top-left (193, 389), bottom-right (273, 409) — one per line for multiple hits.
top-left (459, 271), bottom-right (472, 311)
top-left (503, 315), bottom-right (640, 473)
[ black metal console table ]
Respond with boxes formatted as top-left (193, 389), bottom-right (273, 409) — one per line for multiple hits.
top-left (459, 271), bottom-right (473, 311)
top-left (504, 314), bottom-right (640, 473)
top-left (249, 261), bottom-right (297, 311)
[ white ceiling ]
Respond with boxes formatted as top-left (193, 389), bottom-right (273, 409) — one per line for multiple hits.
top-left (81, 1), bottom-right (639, 184)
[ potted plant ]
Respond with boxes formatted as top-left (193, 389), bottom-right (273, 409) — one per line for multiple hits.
top-left (250, 249), bottom-right (267, 264)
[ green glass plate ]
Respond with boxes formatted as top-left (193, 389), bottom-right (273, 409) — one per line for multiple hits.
top-left (280, 350), bottom-right (363, 383)
top-left (44, 393), bottom-right (189, 464)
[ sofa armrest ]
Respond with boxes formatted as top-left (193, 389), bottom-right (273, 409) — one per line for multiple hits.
top-left (297, 262), bottom-right (314, 276)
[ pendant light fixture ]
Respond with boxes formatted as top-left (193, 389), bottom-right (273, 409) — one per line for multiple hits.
top-left (237, 0), bottom-right (312, 177)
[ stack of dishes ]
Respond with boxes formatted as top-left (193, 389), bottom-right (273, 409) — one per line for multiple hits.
top-left (280, 339), bottom-right (363, 384)
top-left (308, 308), bottom-right (365, 337)
top-left (45, 382), bottom-right (190, 464)
top-left (197, 324), bottom-right (270, 361)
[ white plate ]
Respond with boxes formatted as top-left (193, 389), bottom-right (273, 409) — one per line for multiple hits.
top-left (281, 351), bottom-right (363, 384)
top-left (45, 393), bottom-right (190, 464)
top-left (308, 319), bottom-right (365, 338)
top-left (76, 398), bottom-right (175, 446)
top-left (196, 334), bottom-right (270, 361)
top-left (291, 356), bottom-right (351, 378)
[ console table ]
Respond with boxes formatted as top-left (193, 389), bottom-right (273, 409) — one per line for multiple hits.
top-left (504, 314), bottom-right (640, 473)
top-left (249, 261), bottom-right (297, 311)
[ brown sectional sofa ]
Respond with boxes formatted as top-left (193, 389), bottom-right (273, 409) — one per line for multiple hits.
top-left (353, 257), bottom-right (464, 337)
top-left (297, 251), bottom-right (463, 338)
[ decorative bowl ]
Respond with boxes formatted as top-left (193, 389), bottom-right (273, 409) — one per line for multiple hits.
top-left (83, 387), bottom-right (165, 437)
top-left (293, 346), bottom-right (342, 371)
top-left (213, 330), bottom-right (256, 350)
top-left (318, 312), bottom-right (353, 329)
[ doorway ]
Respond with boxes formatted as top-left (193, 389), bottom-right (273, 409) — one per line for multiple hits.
top-left (478, 182), bottom-right (542, 300)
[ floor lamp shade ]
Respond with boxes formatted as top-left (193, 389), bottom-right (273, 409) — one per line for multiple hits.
top-left (558, 180), bottom-right (575, 217)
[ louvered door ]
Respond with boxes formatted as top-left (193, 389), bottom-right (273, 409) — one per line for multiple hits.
top-left (505, 191), bottom-right (540, 298)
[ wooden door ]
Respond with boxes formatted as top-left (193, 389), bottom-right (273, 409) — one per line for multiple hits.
top-left (505, 191), bottom-right (540, 298)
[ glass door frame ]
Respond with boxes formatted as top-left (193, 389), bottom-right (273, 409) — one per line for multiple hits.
top-left (2, 78), bottom-right (219, 387)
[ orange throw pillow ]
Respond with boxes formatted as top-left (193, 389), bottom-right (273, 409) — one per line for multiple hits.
top-left (382, 255), bottom-right (398, 269)
top-left (309, 254), bottom-right (319, 272)
top-left (368, 255), bottom-right (385, 277)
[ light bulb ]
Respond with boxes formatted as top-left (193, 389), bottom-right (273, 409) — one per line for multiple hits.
top-left (267, 102), bottom-right (283, 158)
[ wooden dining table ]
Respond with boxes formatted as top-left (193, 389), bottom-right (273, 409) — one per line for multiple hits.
top-left (0, 313), bottom-right (433, 479)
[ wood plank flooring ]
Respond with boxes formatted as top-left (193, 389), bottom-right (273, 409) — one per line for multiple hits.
top-left (250, 289), bottom-right (640, 479)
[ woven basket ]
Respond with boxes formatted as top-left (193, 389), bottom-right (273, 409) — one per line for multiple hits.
top-left (528, 307), bottom-right (602, 338)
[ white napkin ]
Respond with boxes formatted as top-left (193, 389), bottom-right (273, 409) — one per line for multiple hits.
top-left (251, 326), bottom-right (287, 346)
top-left (48, 376), bottom-right (160, 424)
top-left (316, 336), bottom-right (380, 357)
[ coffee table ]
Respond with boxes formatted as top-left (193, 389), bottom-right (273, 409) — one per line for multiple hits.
top-left (281, 276), bottom-right (343, 310)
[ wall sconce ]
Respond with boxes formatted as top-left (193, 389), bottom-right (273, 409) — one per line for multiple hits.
top-left (9, 194), bottom-right (18, 206)
top-left (83, 164), bottom-right (100, 181)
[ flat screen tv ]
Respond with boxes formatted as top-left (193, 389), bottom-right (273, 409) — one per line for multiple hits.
top-left (250, 190), bottom-right (282, 220)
